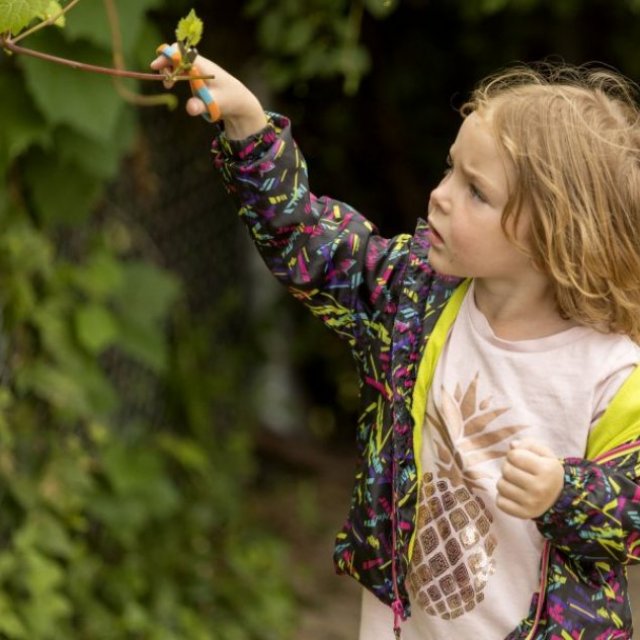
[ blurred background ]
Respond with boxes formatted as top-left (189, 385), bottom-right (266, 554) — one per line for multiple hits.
top-left (1, 0), bottom-right (640, 638)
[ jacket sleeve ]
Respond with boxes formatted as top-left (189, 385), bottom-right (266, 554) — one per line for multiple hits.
top-left (211, 113), bottom-right (415, 349)
top-left (534, 451), bottom-right (640, 564)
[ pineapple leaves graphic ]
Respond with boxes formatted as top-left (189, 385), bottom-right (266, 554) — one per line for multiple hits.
top-left (408, 373), bottom-right (527, 620)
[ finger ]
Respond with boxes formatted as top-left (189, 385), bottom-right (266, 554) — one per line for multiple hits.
top-left (496, 494), bottom-right (530, 519)
top-left (496, 477), bottom-right (527, 503)
top-left (186, 96), bottom-right (206, 117)
top-left (150, 55), bottom-right (170, 70)
top-left (500, 460), bottom-right (534, 490)
top-left (511, 438), bottom-right (556, 459)
top-left (149, 56), bottom-right (176, 89)
top-left (153, 43), bottom-right (182, 87)
top-left (506, 448), bottom-right (544, 474)
top-left (496, 477), bottom-right (538, 508)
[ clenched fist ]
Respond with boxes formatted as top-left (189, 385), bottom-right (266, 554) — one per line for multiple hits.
top-left (496, 438), bottom-right (564, 519)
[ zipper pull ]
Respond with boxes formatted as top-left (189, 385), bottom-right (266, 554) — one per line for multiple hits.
top-left (392, 598), bottom-right (404, 639)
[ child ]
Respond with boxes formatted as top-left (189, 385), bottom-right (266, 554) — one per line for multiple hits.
top-left (151, 49), bottom-right (640, 639)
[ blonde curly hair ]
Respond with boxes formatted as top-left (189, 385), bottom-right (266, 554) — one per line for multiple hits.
top-left (462, 62), bottom-right (640, 341)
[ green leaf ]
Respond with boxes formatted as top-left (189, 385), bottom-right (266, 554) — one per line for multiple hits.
top-left (0, 70), bottom-right (49, 168)
top-left (70, 251), bottom-right (125, 300)
top-left (19, 30), bottom-right (125, 142)
top-left (15, 512), bottom-right (74, 559)
top-left (0, 223), bottom-right (53, 276)
top-left (40, 453), bottom-right (96, 515)
top-left (175, 9), bottom-right (203, 48)
top-left (17, 356), bottom-right (117, 419)
top-left (30, 301), bottom-right (118, 416)
top-left (62, 0), bottom-right (164, 54)
top-left (89, 444), bottom-right (180, 545)
top-left (74, 304), bottom-right (118, 354)
top-left (3, 272), bottom-right (37, 323)
top-left (0, 0), bottom-right (50, 34)
top-left (114, 315), bottom-right (168, 372)
top-left (0, 591), bottom-right (28, 638)
top-left (53, 107), bottom-right (136, 181)
top-left (20, 550), bottom-right (71, 631)
top-left (38, 1), bottom-right (65, 27)
top-left (116, 262), bottom-right (181, 323)
top-left (157, 434), bottom-right (208, 471)
top-left (16, 361), bottom-right (91, 416)
top-left (110, 262), bottom-right (180, 371)
top-left (21, 148), bottom-right (103, 225)
top-left (31, 298), bottom-right (77, 363)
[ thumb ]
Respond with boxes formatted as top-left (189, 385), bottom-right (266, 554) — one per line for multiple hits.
top-left (510, 438), bottom-right (556, 459)
top-left (186, 96), bottom-right (206, 117)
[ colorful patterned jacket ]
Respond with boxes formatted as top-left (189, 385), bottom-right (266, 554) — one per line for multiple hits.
top-left (211, 113), bottom-right (640, 639)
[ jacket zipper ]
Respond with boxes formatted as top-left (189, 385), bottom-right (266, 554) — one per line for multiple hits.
top-left (391, 448), bottom-right (405, 639)
top-left (522, 541), bottom-right (550, 640)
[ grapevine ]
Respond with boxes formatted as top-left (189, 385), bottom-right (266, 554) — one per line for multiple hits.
top-left (0, 1), bottom-right (210, 107)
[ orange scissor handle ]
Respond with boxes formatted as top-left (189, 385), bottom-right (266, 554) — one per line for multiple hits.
top-left (156, 43), bottom-right (221, 123)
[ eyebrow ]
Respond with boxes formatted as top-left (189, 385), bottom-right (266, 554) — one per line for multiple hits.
top-left (449, 148), bottom-right (496, 195)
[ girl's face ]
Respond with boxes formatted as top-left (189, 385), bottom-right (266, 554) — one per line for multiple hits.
top-left (427, 112), bottom-right (533, 282)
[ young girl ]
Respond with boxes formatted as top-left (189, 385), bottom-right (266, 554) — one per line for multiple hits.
top-left (151, 49), bottom-right (640, 639)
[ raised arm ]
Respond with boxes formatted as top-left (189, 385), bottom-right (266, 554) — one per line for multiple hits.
top-left (151, 49), bottom-right (267, 140)
top-left (151, 48), bottom-right (417, 350)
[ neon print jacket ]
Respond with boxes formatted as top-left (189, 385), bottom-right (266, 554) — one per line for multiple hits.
top-left (211, 113), bottom-right (640, 639)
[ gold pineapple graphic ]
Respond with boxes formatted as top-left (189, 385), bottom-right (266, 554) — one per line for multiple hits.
top-left (407, 373), bottom-right (525, 620)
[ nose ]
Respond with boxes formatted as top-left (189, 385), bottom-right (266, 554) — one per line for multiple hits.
top-left (429, 176), bottom-right (450, 215)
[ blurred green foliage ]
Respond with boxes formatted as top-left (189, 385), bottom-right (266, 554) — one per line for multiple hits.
top-left (2, 0), bottom-right (640, 638)
top-left (0, 0), bottom-right (295, 637)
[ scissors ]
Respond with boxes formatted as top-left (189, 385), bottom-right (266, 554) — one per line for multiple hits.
top-left (156, 42), bottom-right (221, 123)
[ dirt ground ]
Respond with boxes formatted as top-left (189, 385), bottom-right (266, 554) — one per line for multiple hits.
top-left (288, 454), bottom-right (361, 640)
top-left (259, 432), bottom-right (640, 640)
top-left (254, 432), bottom-right (361, 639)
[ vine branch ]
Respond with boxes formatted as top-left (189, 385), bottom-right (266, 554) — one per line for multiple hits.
top-left (0, 36), bottom-right (213, 83)
top-left (102, 0), bottom-right (176, 108)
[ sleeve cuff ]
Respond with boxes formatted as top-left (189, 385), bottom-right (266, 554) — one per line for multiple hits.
top-left (211, 112), bottom-right (290, 164)
top-left (535, 458), bottom-right (592, 533)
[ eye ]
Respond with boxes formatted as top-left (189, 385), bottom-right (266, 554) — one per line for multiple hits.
top-left (469, 183), bottom-right (487, 203)
top-left (443, 153), bottom-right (453, 177)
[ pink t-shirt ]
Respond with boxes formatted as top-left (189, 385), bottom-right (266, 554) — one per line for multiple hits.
top-left (360, 283), bottom-right (640, 640)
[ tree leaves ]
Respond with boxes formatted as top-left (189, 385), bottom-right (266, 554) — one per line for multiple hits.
top-left (21, 149), bottom-right (104, 224)
top-left (0, 0), bottom-right (50, 35)
top-left (110, 262), bottom-right (181, 372)
top-left (74, 304), bottom-right (118, 354)
top-left (62, 0), bottom-right (164, 55)
top-left (37, 1), bottom-right (65, 28)
top-left (0, 70), bottom-right (49, 176)
top-left (247, 0), bottom-right (373, 94)
top-left (19, 31), bottom-right (125, 143)
top-left (0, 4), bottom-right (298, 637)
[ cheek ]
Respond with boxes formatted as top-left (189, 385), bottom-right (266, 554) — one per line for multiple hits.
top-left (447, 219), bottom-right (476, 252)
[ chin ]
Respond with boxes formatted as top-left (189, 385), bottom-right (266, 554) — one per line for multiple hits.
top-left (428, 251), bottom-right (460, 278)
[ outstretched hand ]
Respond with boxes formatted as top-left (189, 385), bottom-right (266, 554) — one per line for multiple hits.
top-left (150, 46), bottom-right (267, 140)
top-left (496, 438), bottom-right (564, 519)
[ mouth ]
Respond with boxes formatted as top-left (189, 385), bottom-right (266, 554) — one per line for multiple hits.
top-left (427, 219), bottom-right (444, 247)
